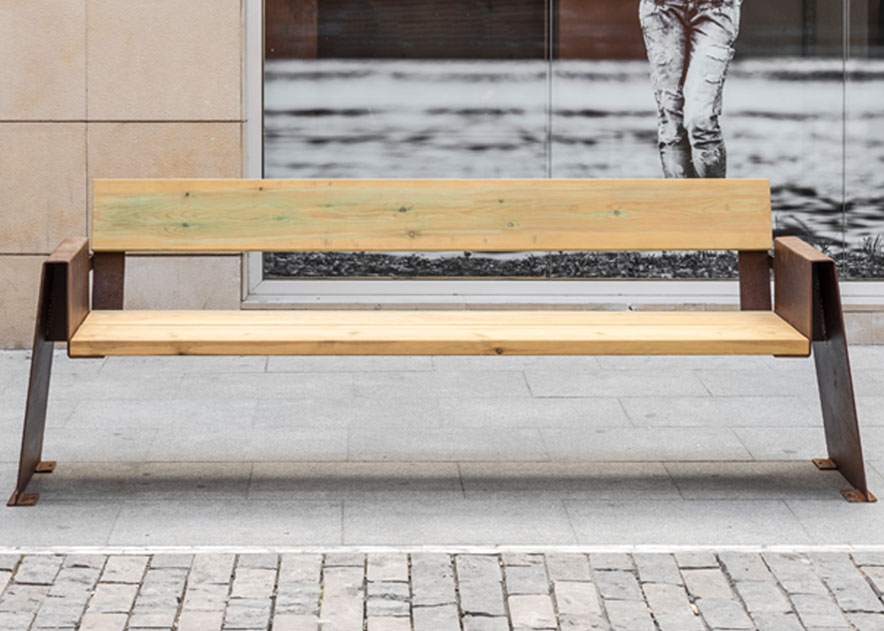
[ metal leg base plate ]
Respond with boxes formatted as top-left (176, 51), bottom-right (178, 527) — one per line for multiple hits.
top-left (842, 489), bottom-right (877, 503)
top-left (35, 461), bottom-right (56, 473)
top-left (813, 458), bottom-right (838, 470)
top-left (7, 492), bottom-right (39, 507)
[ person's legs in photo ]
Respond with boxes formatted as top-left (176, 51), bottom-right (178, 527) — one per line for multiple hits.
top-left (640, 0), bottom-right (694, 178)
top-left (683, 0), bottom-right (742, 178)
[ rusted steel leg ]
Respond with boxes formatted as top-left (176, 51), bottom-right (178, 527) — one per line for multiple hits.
top-left (773, 237), bottom-right (873, 502)
top-left (738, 250), bottom-right (772, 310)
top-left (812, 263), bottom-right (875, 503)
top-left (92, 252), bottom-right (125, 309)
top-left (8, 268), bottom-right (59, 506)
top-left (8, 238), bottom-right (90, 507)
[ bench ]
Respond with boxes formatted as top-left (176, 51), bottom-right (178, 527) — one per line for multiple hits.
top-left (9, 178), bottom-right (875, 505)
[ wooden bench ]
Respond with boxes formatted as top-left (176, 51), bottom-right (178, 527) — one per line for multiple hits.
top-left (8, 178), bottom-right (875, 505)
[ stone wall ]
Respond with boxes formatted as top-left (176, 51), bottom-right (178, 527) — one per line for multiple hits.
top-left (0, 0), bottom-right (244, 347)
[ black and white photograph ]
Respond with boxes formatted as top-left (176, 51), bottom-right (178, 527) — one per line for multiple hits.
top-left (263, 0), bottom-right (884, 279)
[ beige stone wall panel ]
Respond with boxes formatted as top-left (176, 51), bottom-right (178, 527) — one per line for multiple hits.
top-left (0, 256), bottom-right (43, 349)
top-left (86, 0), bottom-right (243, 120)
top-left (86, 122), bottom-right (243, 218)
top-left (0, 123), bottom-right (87, 253)
top-left (124, 255), bottom-right (241, 310)
top-left (0, 0), bottom-right (87, 120)
top-left (87, 122), bottom-right (242, 180)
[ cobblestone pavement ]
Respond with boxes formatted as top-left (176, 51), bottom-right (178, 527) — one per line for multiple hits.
top-left (1, 551), bottom-right (884, 630)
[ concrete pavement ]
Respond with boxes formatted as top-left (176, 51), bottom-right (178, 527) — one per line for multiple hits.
top-left (1, 348), bottom-right (883, 546)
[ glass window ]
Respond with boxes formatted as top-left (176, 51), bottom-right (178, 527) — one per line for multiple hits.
top-left (263, 0), bottom-right (883, 280)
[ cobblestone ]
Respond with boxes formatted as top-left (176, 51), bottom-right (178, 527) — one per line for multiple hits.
top-left (150, 552), bottom-right (194, 569)
top-left (865, 566), bottom-right (884, 596)
top-left (14, 555), bottom-right (63, 584)
top-left (848, 612), bottom-right (884, 630)
top-left (457, 555), bottom-right (506, 616)
top-left (236, 553), bottom-right (279, 570)
top-left (464, 616), bottom-right (511, 631)
top-left (279, 553), bottom-right (322, 583)
top-left (554, 581), bottom-right (602, 616)
top-left (0, 555), bottom-right (21, 571)
top-left (545, 554), bottom-right (591, 582)
top-left (367, 616), bottom-right (411, 631)
top-left (368, 553), bottom-right (409, 582)
top-left (633, 553), bottom-right (682, 585)
top-left (413, 603), bottom-right (459, 631)
top-left (674, 551), bottom-right (718, 569)
top-left (190, 554), bottom-right (236, 585)
top-left (366, 581), bottom-right (410, 616)
top-left (731, 579), bottom-right (793, 614)
top-left (411, 553), bottom-right (456, 606)
top-left (320, 565), bottom-right (364, 630)
top-left (504, 563), bottom-right (549, 594)
top-left (508, 593), bottom-right (557, 629)
top-left (589, 553), bottom-right (633, 571)
top-left (593, 570), bottom-right (644, 601)
top-left (275, 580), bottom-right (320, 615)
top-left (177, 609), bottom-right (225, 631)
top-left (503, 553), bottom-right (545, 567)
top-left (854, 553), bottom-right (884, 567)
top-left (79, 612), bottom-right (128, 631)
top-left (85, 583), bottom-right (138, 614)
top-left (750, 612), bottom-right (806, 631)
top-left (1, 551), bottom-right (881, 630)
top-left (642, 582), bottom-right (703, 631)
top-left (603, 598), bottom-right (655, 631)
top-left (810, 552), bottom-right (884, 613)
top-left (101, 556), bottom-right (148, 584)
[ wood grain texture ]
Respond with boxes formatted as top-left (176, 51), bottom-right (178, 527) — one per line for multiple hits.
top-left (69, 310), bottom-right (809, 357)
top-left (92, 178), bottom-right (773, 252)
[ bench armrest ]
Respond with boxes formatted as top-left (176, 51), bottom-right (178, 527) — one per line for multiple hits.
top-left (40, 238), bottom-right (90, 342)
top-left (773, 236), bottom-right (835, 341)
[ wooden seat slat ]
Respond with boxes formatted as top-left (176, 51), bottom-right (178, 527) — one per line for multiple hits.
top-left (70, 310), bottom-right (809, 357)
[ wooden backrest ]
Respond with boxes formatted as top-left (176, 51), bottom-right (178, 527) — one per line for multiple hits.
top-left (91, 178), bottom-right (772, 253)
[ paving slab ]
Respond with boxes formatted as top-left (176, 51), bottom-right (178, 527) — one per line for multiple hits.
top-left (665, 461), bottom-right (848, 500)
top-left (107, 500), bottom-right (342, 546)
top-left (26, 462), bottom-right (253, 501)
top-left (525, 369), bottom-right (709, 397)
top-left (343, 499), bottom-right (576, 545)
top-left (566, 500), bottom-right (812, 545)
top-left (438, 395), bottom-right (629, 429)
top-left (352, 369), bottom-right (532, 399)
top-left (248, 462), bottom-right (461, 500)
top-left (620, 395), bottom-right (819, 427)
top-left (0, 502), bottom-right (120, 547)
top-left (541, 427), bottom-right (751, 461)
top-left (145, 428), bottom-right (348, 462)
top-left (179, 372), bottom-right (355, 401)
top-left (254, 395), bottom-right (443, 429)
top-left (460, 462), bottom-right (679, 499)
top-left (66, 398), bottom-right (258, 429)
top-left (269, 355), bottom-right (433, 373)
top-left (348, 427), bottom-right (549, 461)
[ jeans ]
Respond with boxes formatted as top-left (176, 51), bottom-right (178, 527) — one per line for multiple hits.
top-left (639, 0), bottom-right (742, 178)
